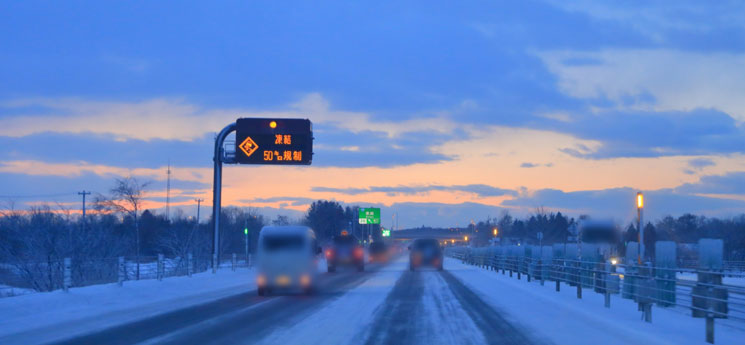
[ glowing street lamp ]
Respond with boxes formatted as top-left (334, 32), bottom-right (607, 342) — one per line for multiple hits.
top-left (493, 228), bottom-right (498, 237)
top-left (637, 192), bottom-right (644, 264)
top-left (464, 235), bottom-right (469, 242)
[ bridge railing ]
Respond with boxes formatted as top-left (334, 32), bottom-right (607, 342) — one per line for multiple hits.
top-left (444, 241), bottom-right (745, 344)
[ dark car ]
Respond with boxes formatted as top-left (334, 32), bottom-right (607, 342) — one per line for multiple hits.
top-left (409, 238), bottom-right (443, 271)
top-left (325, 231), bottom-right (364, 272)
top-left (368, 241), bottom-right (388, 263)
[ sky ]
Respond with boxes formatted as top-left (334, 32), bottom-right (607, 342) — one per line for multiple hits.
top-left (1, 1), bottom-right (745, 228)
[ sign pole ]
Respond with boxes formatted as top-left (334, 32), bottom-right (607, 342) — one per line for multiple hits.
top-left (212, 123), bottom-right (236, 272)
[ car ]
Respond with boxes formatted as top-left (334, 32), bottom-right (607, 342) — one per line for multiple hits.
top-left (368, 241), bottom-right (388, 263)
top-left (325, 231), bottom-right (364, 272)
top-left (409, 238), bottom-right (443, 271)
top-left (256, 226), bottom-right (321, 296)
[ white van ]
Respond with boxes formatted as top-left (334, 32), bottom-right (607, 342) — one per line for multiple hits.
top-left (256, 226), bottom-right (321, 296)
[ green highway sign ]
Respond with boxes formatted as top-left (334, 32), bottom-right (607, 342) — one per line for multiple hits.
top-left (382, 229), bottom-right (391, 237)
top-left (358, 208), bottom-right (381, 224)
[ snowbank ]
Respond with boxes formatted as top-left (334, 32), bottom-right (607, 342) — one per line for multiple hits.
top-left (0, 267), bottom-right (256, 345)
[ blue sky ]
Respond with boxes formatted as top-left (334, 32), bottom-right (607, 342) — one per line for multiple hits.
top-left (1, 1), bottom-right (745, 228)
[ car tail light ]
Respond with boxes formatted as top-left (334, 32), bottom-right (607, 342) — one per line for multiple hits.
top-left (300, 274), bottom-right (311, 286)
top-left (354, 248), bottom-right (363, 258)
top-left (325, 250), bottom-right (334, 258)
top-left (257, 274), bottom-right (266, 287)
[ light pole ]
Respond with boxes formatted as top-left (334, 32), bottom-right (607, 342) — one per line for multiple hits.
top-left (244, 219), bottom-right (249, 266)
top-left (637, 192), bottom-right (644, 264)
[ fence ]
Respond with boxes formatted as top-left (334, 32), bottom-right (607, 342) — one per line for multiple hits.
top-left (446, 239), bottom-right (745, 344)
top-left (0, 253), bottom-right (253, 298)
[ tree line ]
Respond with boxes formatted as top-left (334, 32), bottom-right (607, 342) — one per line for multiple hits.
top-left (466, 211), bottom-right (745, 260)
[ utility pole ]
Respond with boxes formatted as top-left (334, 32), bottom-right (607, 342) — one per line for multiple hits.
top-left (195, 198), bottom-right (203, 225)
top-left (78, 190), bottom-right (91, 229)
top-left (166, 161), bottom-right (172, 222)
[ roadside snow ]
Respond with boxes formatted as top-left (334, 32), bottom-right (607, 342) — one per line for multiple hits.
top-left (446, 258), bottom-right (745, 345)
top-left (0, 267), bottom-right (257, 345)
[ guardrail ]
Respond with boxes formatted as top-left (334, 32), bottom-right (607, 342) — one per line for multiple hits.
top-left (446, 243), bottom-right (745, 344)
top-left (0, 253), bottom-right (252, 298)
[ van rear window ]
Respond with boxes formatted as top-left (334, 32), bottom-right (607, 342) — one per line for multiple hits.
top-left (263, 235), bottom-right (305, 251)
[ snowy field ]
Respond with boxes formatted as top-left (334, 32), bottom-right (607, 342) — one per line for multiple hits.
top-left (447, 257), bottom-right (745, 345)
top-left (0, 267), bottom-right (257, 345)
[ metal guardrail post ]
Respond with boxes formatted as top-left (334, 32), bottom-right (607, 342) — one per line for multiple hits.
top-left (212, 253), bottom-right (218, 273)
top-left (604, 261), bottom-right (611, 308)
top-left (187, 253), bottom-right (193, 277)
top-left (157, 254), bottom-right (164, 281)
top-left (63, 258), bottom-right (71, 292)
top-left (693, 239), bottom-right (728, 344)
top-left (118, 256), bottom-right (125, 286)
top-left (576, 261), bottom-right (582, 299)
top-left (232, 253), bottom-right (237, 271)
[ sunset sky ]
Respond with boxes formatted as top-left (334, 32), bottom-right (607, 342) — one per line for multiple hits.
top-left (2, 1), bottom-right (745, 228)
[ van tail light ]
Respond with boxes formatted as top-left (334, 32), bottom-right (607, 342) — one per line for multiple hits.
top-left (354, 248), bottom-right (364, 258)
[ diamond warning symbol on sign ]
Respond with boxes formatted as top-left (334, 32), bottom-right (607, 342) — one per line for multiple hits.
top-left (238, 136), bottom-right (259, 158)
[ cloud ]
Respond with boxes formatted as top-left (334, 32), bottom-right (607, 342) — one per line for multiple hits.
top-left (312, 184), bottom-right (516, 198)
top-left (239, 196), bottom-right (316, 207)
top-left (554, 108), bottom-right (745, 159)
top-left (545, 1), bottom-right (745, 50)
top-left (0, 132), bottom-right (213, 169)
top-left (688, 158), bottom-right (715, 169)
top-left (0, 95), bottom-right (466, 168)
top-left (504, 186), bottom-right (745, 222)
top-left (540, 49), bottom-right (745, 121)
top-left (676, 172), bottom-right (745, 195)
top-left (520, 162), bottom-right (553, 168)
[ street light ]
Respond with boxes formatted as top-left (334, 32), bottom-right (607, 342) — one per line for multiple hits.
top-left (464, 235), bottom-right (469, 242)
top-left (637, 192), bottom-right (644, 264)
top-left (493, 228), bottom-right (498, 237)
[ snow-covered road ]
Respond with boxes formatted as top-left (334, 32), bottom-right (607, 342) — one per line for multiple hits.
top-left (3, 255), bottom-right (744, 345)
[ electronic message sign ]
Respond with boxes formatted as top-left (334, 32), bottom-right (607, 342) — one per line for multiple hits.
top-left (235, 118), bottom-right (313, 165)
top-left (358, 208), bottom-right (381, 224)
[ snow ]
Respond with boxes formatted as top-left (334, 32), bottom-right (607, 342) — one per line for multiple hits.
top-left (0, 256), bottom-right (330, 345)
top-left (0, 267), bottom-right (257, 345)
top-left (257, 256), bottom-right (407, 345)
top-left (416, 270), bottom-right (487, 344)
top-left (0, 284), bottom-right (35, 298)
top-left (678, 272), bottom-right (745, 287)
top-left (446, 257), bottom-right (745, 345)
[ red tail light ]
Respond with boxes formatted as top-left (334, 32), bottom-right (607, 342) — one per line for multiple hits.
top-left (354, 248), bottom-right (363, 258)
top-left (325, 250), bottom-right (334, 258)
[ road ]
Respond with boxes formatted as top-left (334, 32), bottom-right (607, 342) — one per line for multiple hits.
top-left (51, 257), bottom-right (542, 345)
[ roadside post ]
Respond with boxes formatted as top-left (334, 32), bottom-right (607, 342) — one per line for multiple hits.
top-left (157, 254), bottom-right (164, 281)
top-left (118, 256), bottom-right (125, 286)
top-left (63, 258), bottom-right (71, 292)
top-left (187, 253), bottom-right (193, 277)
top-left (693, 239), bottom-right (728, 344)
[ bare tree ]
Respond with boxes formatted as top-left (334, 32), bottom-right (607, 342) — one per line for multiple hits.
top-left (99, 176), bottom-right (151, 280)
